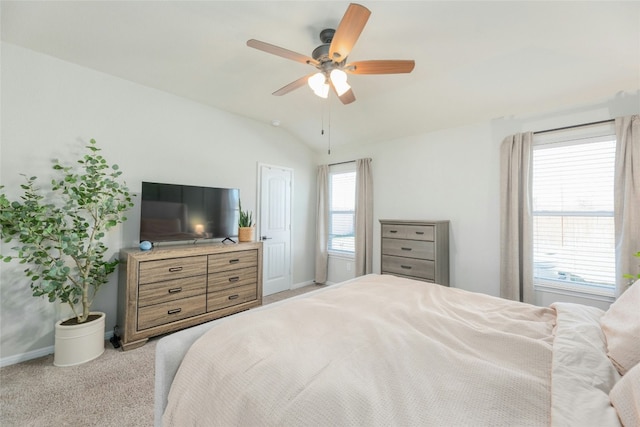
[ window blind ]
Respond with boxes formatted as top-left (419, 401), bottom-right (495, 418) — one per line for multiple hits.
top-left (329, 170), bottom-right (356, 253)
top-left (532, 135), bottom-right (616, 288)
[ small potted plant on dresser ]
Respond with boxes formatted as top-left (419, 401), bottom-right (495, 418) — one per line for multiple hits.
top-left (0, 139), bottom-right (133, 366)
top-left (238, 200), bottom-right (255, 242)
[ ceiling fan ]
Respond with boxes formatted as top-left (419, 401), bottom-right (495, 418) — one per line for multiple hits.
top-left (247, 3), bottom-right (415, 105)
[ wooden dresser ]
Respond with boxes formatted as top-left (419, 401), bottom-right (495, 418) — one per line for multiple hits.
top-left (379, 220), bottom-right (449, 286)
top-left (117, 242), bottom-right (262, 350)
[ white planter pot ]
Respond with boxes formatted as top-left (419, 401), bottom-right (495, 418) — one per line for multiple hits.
top-left (54, 312), bottom-right (105, 367)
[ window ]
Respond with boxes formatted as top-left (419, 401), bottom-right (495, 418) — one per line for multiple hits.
top-left (328, 164), bottom-right (356, 254)
top-left (532, 124), bottom-right (616, 295)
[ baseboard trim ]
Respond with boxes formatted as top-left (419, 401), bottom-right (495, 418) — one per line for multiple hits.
top-left (291, 280), bottom-right (315, 290)
top-left (0, 330), bottom-right (114, 368)
top-left (0, 345), bottom-right (54, 368)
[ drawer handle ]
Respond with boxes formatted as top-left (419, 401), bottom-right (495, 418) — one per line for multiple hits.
top-left (389, 230), bottom-right (398, 234)
top-left (168, 287), bottom-right (182, 294)
top-left (415, 231), bottom-right (425, 235)
top-left (168, 267), bottom-right (183, 272)
top-left (167, 308), bottom-right (182, 315)
top-left (229, 259), bottom-right (240, 264)
top-left (401, 265), bottom-right (412, 270)
top-left (228, 294), bottom-right (239, 300)
top-left (228, 276), bottom-right (240, 283)
top-left (401, 247), bottom-right (412, 251)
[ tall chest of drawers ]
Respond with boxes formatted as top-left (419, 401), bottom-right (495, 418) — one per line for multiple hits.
top-left (117, 242), bottom-right (262, 350)
top-left (379, 220), bottom-right (449, 286)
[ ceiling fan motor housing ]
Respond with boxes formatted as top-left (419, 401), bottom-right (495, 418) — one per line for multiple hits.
top-left (319, 28), bottom-right (335, 44)
top-left (312, 43), bottom-right (331, 62)
top-left (312, 29), bottom-right (337, 63)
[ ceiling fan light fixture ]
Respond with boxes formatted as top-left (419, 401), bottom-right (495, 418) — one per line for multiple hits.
top-left (308, 72), bottom-right (329, 98)
top-left (315, 85), bottom-right (329, 98)
top-left (330, 69), bottom-right (350, 96)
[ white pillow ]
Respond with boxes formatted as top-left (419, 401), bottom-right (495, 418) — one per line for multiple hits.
top-left (610, 362), bottom-right (640, 427)
top-left (601, 280), bottom-right (640, 375)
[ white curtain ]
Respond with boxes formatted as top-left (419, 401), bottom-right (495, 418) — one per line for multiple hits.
top-left (355, 158), bottom-right (373, 276)
top-left (314, 165), bottom-right (329, 284)
top-left (499, 132), bottom-right (534, 303)
top-left (614, 115), bottom-right (640, 296)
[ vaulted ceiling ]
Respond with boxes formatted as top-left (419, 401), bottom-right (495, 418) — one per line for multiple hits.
top-left (2, 1), bottom-right (639, 153)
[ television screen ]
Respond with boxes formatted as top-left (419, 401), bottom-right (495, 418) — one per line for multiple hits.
top-left (140, 182), bottom-right (239, 243)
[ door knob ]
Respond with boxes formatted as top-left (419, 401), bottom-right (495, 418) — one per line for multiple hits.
top-left (261, 236), bottom-right (272, 240)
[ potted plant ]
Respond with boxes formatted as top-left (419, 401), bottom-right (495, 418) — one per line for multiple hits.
top-left (238, 200), bottom-right (255, 242)
top-left (624, 251), bottom-right (640, 288)
top-left (0, 139), bottom-right (133, 366)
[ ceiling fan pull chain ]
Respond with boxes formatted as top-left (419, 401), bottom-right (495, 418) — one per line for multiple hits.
top-left (327, 97), bottom-right (332, 155)
top-left (321, 100), bottom-right (325, 136)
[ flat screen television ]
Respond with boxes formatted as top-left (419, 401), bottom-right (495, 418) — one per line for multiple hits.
top-left (140, 181), bottom-right (239, 244)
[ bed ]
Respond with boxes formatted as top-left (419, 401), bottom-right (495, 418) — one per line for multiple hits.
top-left (155, 274), bottom-right (640, 426)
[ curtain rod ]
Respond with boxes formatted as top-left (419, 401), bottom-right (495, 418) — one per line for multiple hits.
top-left (328, 158), bottom-right (372, 167)
top-left (533, 119), bottom-right (614, 135)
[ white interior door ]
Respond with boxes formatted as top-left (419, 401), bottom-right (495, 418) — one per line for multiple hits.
top-left (259, 164), bottom-right (292, 296)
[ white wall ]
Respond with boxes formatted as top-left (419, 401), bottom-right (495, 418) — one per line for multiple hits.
top-left (0, 42), bottom-right (318, 363)
top-left (327, 256), bottom-right (356, 285)
top-left (321, 91), bottom-right (639, 300)
top-left (324, 122), bottom-right (500, 293)
top-left (319, 122), bottom-right (502, 293)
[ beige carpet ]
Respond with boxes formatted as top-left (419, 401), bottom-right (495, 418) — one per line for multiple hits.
top-left (0, 284), bottom-right (323, 427)
top-left (0, 338), bottom-right (157, 427)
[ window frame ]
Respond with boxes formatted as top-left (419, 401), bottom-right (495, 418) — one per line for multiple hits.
top-left (327, 162), bottom-right (356, 257)
top-left (531, 122), bottom-right (617, 299)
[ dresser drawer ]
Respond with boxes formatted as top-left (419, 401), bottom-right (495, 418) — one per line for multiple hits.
top-left (137, 294), bottom-right (206, 330)
top-left (382, 272), bottom-right (435, 283)
top-left (139, 255), bottom-right (207, 285)
top-left (207, 283), bottom-right (257, 312)
top-left (382, 238), bottom-right (435, 260)
top-left (208, 250), bottom-right (257, 272)
top-left (382, 224), bottom-right (434, 241)
top-left (208, 267), bottom-right (257, 292)
top-left (382, 255), bottom-right (435, 280)
top-left (138, 275), bottom-right (206, 308)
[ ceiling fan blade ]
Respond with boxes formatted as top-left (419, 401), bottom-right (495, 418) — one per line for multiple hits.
top-left (273, 74), bottom-right (314, 96)
top-left (329, 81), bottom-right (356, 105)
top-left (329, 3), bottom-right (371, 62)
top-left (247, 39), bottom-right (319, 66)
top-left (345, 60), bottom-right (415, 75)
top-left (339, 88), bottom-right (356, 105)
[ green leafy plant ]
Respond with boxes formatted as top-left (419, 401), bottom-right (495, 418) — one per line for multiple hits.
top-left (0, 139), bottom-right (133, 323)
top-left (623, 251), bottom-right (640, 287)
top-left (238, 199), bottom-right (253, 228)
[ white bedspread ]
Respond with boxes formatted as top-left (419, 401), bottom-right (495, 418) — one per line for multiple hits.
top-left (550, 303), bottom-right (620, 426)
top-left (163, 274), bottom-right (620, 426)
